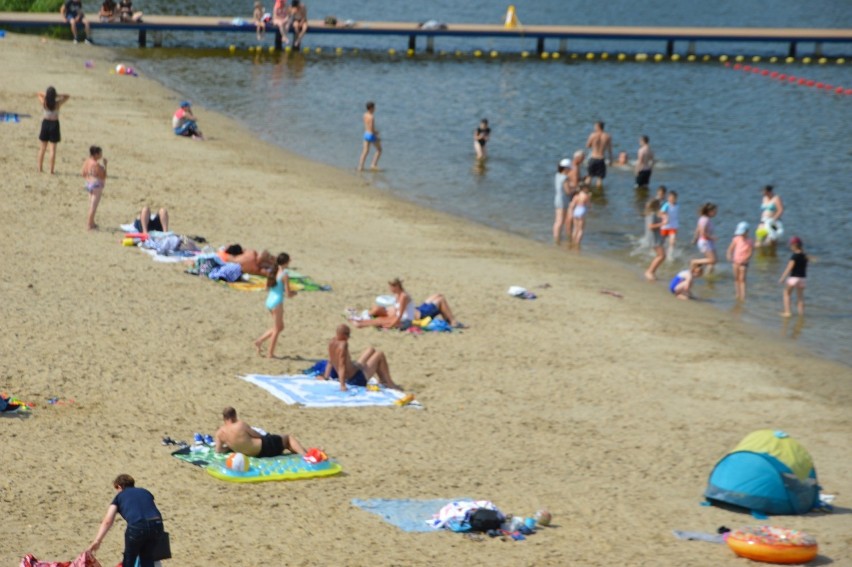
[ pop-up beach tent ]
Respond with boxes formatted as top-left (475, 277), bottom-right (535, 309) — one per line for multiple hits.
top-left (704, 430), bottom-right (820, 515)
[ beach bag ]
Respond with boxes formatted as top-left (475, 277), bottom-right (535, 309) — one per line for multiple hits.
top-left (469, 509), bottom-right (503, 532)
top-left (150, 530), bottom-right (172, 561)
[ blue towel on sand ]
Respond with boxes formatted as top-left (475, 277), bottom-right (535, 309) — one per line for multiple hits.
top-left (351, 498), bottom-right (469, 532)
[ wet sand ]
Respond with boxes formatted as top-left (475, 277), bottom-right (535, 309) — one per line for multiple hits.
top-left (1, 34), bottom-right (850, 566)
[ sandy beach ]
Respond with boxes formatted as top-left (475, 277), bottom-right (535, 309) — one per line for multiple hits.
top-left (1, 33), bottom-right (851, 566)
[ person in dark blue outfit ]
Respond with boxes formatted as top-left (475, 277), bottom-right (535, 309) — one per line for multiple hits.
top-left (88, 474), bottom-right (164, 567)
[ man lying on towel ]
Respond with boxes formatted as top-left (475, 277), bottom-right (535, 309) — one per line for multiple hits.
top-left (214, 406), bottom-right (305, 458)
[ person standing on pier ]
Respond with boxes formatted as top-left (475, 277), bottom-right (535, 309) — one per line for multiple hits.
top-left (358, 101), bottom-right (382, 171)
top-left (585, 121), bottom-right (612, 189)
top-left (634, 135), bottom-right (654, 189)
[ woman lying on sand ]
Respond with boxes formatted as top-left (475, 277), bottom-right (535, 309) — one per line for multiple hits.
top-left (353, 278), bottom-right (461, 329)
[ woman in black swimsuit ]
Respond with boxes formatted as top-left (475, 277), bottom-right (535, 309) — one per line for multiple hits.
top-left (473, 118), bottom-right (490, 160)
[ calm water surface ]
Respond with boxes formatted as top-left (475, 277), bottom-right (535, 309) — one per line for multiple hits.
top-left (96, 0), bottom-right (852, 363)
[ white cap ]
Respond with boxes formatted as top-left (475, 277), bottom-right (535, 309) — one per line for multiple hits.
top-left (735, 221), bottom-right (749, 235)
top-left (559, 158), bottom-right (572, 168)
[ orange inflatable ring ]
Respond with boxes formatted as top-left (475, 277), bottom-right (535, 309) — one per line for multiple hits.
top-left (726, 526), bottom-right (817, 564)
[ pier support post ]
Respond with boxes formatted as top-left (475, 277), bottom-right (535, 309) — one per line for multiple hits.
top-left (408, 34), bottom-right (416, 52)
top-left (666, 40), bottom-right (674, 56)
top-left (687, 41), bottom-right (695, 55)
top-left (788, 42), bottom-right (797, 58)
top-left (138, 29), bottom-right (146, 48)
top-left (426, 36), bottom-right (434, 54)
top-left (536, 37), bottom-right (544, 54)
top-left (275, 29), bottom-right (283, 51)
top-left (558, 39), bottom-right (567, 54)
top-left (153, 31), bottom-right (163, 47)
top-left (814, 42), bottom-right (823, 57)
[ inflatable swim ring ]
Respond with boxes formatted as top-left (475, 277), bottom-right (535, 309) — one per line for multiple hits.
top-left (726, 526), bottom-right (817, 564)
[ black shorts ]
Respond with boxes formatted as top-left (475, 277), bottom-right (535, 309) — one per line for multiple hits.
top-left (134, 215), bottom-right (163, 232)
top-left (588, 158), bottom-right (606, 179)
top-left (635, 169), bottom-right (652, 187)
top-left (259, 434), bottom-right (287, 457)
top-left (39, 119), bottom-right (61, 143)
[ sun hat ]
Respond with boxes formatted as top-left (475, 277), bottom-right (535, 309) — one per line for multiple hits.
top-left (559, 158), bottom-right (572, 168)
top-left (734, 221), bottom-right (749, 235)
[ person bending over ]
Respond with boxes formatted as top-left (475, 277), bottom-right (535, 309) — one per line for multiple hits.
top-left (215, 406), bottom-right (305, 457)
top-left (323, 324), bottom-right (399, 391)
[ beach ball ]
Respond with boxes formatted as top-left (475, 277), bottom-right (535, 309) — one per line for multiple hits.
top-left (116, 64), bottom-right (126, 75)
top-left (535, 509), bottom-right (552, 526)
top-left (226, 452), bottom-right (249, 472)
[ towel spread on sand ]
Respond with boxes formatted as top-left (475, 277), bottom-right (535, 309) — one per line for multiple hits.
top-left (239, 374), bottom-right (419, 408)
top-left (20, 551), bottom-right (101, 567)
top-left (351, 498), bottom-right (470, 532)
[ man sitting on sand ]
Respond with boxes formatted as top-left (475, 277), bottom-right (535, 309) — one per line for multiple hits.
top-left (323, 324), bottom-right (399, 391)
top-left (214, 406), bottom-right (305, 457)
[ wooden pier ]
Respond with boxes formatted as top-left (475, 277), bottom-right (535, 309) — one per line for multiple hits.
top-left (1, 12), bottom-right (850, 57)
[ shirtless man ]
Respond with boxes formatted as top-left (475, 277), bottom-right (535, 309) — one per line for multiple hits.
top-left (358, 101), bottom-right (382, 171)
top-left (214, 406), bottom-right (305, 457)
top-left (585, 121), bottom-right (613, 189)
top-left (635, 135), bottom-right (655, 189)
top-left (323, 324), bottom-right (399, 391)
top-left (221, 244), bottom-right (274, 276)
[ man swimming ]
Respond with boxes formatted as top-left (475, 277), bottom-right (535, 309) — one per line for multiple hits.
top-left (585, 121), bottom-right (613, 189)
top-left (358, 101), bottom-right (382, 171)
top-left (214, 406), bottom-right (305, 457)
top-left (323, 324), bottom-right (399, 391)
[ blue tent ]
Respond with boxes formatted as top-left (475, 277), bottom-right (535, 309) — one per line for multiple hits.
top-left (704, 430), bottom-right (820, 515)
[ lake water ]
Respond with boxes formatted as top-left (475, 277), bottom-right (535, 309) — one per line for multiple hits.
top-left (97, 0), bottom-right (852, 363)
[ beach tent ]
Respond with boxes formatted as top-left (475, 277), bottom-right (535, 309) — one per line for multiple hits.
top-left (704, 430), bottom-right (820, 515)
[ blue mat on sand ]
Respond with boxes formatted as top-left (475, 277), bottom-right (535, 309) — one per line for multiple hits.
top-left (351, 498), bottom-right (468, 532)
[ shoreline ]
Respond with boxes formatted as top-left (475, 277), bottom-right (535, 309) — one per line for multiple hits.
top-left (2, 33), bottom-right (850, 566)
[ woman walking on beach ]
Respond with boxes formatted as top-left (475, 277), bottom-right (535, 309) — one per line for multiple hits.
top-left (692, 202), bottom-right (718, 273)
top-left (778, 236), bottom-right (808, 317)
top-left (88, 474), bottom-right (164, 567)
top-left (254, 253), bottom-right (296, 358)
top-left (81, 145), bottom-right (107, 231)
top-left (36, 87), bottom-right (70, 174)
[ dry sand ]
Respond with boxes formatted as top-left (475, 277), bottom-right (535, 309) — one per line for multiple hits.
top-left (1, 33), bottom-right (850, 566)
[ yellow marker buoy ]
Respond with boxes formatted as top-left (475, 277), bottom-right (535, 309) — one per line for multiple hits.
top-left (719, 55), bottom-right (729, 62)
top-left (541, 51), bottom-right (550, 60)
top-left (702, 54), bottom-right (711, 61)
top-left (388, 48), bottom-right (396, 55)
top-left (521, 51), bottom-right (530, 58)
top-left (490, 50), bottom-right (499, 58)
top-left (248, 46), bottom-right (255, 52)
top-left (269, 46), bottom-right (275, 54)
top-left (439, 50), bottom-right (447, 56)
top-left (671, 53), bottom-right (680, 61)
top-left (315, 47), bottom-right (322, 54)
top-left (769, 56), bottom-right (778, 63)
top-left (407, 48), bottom-right (414, 56)
top-left (570, 53), bottom-right (579, 59)
top-left (229, 45), bottom-right (236, 54)
top-left (785, 56), bottom-right (794, 63)
top-left (687, 54), bottom-right (696, 62)
top-left (284, 45), bottom-right (292, 53)
top-left (585, 52), bottom-right (594, 60)
top-left (752, 55), bottom-right (761, 62)
top-left (636, 53), bottom-right (648, 61)
top-left (474, 50), bottom-right (483, 57)
top-left (302, 46), bottom-right (310, 53)
top-left (335, 47), bottom-right (343, 55)
top-left (455, 50), bottom-right (463, 57)
top-left (617, 53), bottom-right (626, 61)
top-left (838, 58), bottom-right (846, 64)
top-left (818, 57), bottom-right (827, 64)
top-left (734, 55), bottom-right (744, 62)
top-left (600, 52), bottom-right (609, 60)
top-left (551, 52), bottom-right (560, 60)
top-left (653, 53), bottom-right (664, 61)
top-left (802, 57), bottom-right (811, 64)
top-left (504, 5), bottom-right (520, 29)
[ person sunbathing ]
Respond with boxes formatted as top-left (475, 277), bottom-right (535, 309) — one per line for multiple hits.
top-left (353, 278), bottom-right (462, 329)
top-left (214, 406), bottom-right (305, 457)
top-left (323, 324), bottom-right (399, 391)
top-left (219, 244), bottom-right (274, 276)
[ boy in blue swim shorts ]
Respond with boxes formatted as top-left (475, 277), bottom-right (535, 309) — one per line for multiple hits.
top-left (358, 101), bottom-right (382, 171)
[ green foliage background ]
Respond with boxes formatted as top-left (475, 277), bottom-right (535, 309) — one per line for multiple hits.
top-left (0, 0), bottom-right (70, 38)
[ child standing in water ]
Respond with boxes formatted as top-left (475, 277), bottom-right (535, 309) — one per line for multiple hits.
top-left (569, 186), bottom-right (591, 249)
top-left (726, 221), bottom-right (754, 301)
top-left (254, 253), bottom-right (297, 357)
top-left (660, 190), bottom-right (679, 259)
top-left (644, 198), bottom-right (666, 280)
top-left (692, 202), bottom-right (718, 273)
top-left (778, 236), bottom-right (808, 317)
top-left (473, 118), bottom-right (490, 160)
top-left (81, 145), bottom-right (107, 231)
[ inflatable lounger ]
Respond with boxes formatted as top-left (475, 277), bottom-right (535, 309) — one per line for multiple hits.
top-left (171, 445), bottom-right (342, 483)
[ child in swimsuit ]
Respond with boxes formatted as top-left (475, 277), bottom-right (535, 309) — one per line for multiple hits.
top-left (473, 118), bottom-right (490, 160)
top-left (644, 198), bottom-right (666, 280)
top-left (254, 253), bottom-right (297, 358)
top-left (569, 187), bottom-right (591, 249)
top-left (669, 264), bottom-right (704, 300)
top-left (778, 236), bottom-right (808, 317)
top-left (660, 190), bottom-right (679, 258)
top-left (253, 1), bottom-right (266, 41)
top-left (81, 145), bottom-right (107, 231)
top-left (692, 202), bottom-right (718, 273)
top-left (726, 221), bottom-right (754, 301)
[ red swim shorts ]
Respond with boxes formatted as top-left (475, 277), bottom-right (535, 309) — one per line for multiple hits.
top-left (661, 228), bottom-right (678, 237)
